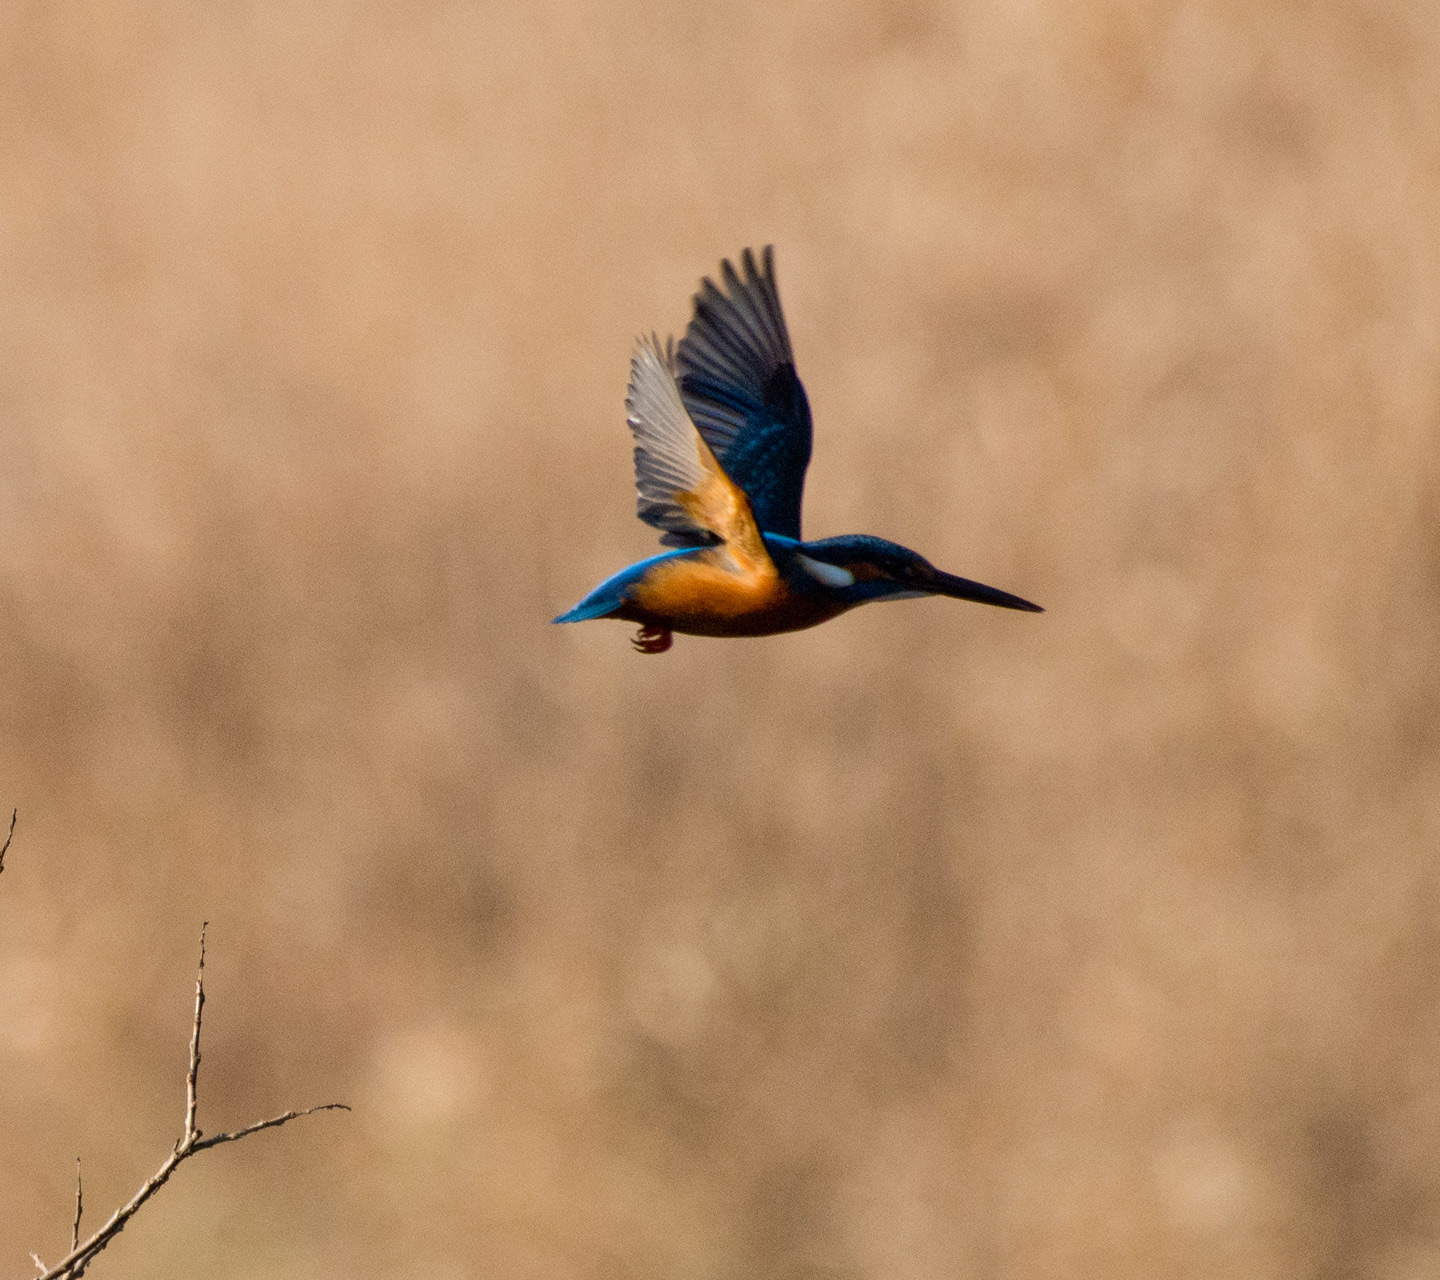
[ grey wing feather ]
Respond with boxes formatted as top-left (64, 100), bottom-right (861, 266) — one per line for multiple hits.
top-left (627, 335), bottom-right (720, 547)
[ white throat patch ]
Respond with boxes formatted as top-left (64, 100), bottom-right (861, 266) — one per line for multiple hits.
top-left (796, 553), bottom-right (856, 588)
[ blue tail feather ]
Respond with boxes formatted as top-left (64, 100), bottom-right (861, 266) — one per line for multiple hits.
top-left (553, 548), bottom-right (698, 624)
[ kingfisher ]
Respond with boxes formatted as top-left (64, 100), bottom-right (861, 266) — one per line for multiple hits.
top-left (555, 247), bottom-right (1042, 653)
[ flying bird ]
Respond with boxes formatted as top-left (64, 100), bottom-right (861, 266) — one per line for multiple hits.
top-left (555, 247), bottom-right (1042, 653)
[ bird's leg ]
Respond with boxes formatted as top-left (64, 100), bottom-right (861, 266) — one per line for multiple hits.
top-left (632, 625), bottom-right (673, 654)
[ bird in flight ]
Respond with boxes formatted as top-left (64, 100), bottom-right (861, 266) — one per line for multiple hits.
top-left (555, 247), bottom-right (1042, 653)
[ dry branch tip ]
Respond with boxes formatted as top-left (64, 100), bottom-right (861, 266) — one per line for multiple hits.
top-left (0, 807), bottom-right (15, 874)
top-left (71, 1160), bottom-right (82, 1254)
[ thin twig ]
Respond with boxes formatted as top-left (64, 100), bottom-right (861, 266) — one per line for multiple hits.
top-left (0, 808), bottom-right (15, 874)
top-left (70, 1161), bottom-right (81, 1254)
top-left (185, 924), bottom-right (206, 1142)
top-left (32, 925), bottom-right (349, 1280)
top-left (191, 1106), bottom-right (350, 1152)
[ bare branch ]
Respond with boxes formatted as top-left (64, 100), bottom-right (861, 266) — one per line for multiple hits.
top-left (70, 1162), bottom-right (81, 1255)
top-left (0, 808), bottom-right (15, 874)
top-left (44, 1145), bottom-right (186, 1279)
top-left (31, 926), bottom-right (349, 1280)
top-left (192, 1104), bottom-right (352, 1153)
top-left (185, 923), bottom-right (207, 1143)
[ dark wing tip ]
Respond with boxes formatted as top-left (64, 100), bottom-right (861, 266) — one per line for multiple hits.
top-left (675, 245), bottom-right (809, 540)
top-left (743, 245), bottom-right (775, 292)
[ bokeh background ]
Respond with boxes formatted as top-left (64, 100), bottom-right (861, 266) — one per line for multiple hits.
top-left (2, 2), bottom-right (1439, 1276)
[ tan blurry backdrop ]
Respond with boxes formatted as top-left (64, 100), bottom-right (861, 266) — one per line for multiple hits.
top-left (2, 2), bottom-right (1439, 1276)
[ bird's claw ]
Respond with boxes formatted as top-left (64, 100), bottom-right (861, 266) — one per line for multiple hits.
top-left (632, 626), bottom-right (673, 654)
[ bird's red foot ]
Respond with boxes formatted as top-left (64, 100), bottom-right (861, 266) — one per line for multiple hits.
top-left (632, 625), bottom-right (673, 654)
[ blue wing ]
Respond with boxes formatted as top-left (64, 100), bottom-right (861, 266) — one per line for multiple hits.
top-left (675, 247), bottom-right (812, 541)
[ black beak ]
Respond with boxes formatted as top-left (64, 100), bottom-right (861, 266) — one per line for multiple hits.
top-left (927, 569), bottom-right (1043, 612)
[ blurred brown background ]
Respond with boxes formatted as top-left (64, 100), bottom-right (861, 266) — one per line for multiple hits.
top-left (2, 1), bottom-right (1438, 1276)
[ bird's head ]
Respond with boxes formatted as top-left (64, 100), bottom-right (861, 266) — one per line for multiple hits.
top-left (785, 534), bottom-right (1043, 612)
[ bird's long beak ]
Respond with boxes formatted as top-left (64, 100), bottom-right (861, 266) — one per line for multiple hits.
top-left (926, 568), bottom-right (1043, 612)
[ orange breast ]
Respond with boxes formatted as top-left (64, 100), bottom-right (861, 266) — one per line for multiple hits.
top-left (620, 550), bottom-right (848, 637)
